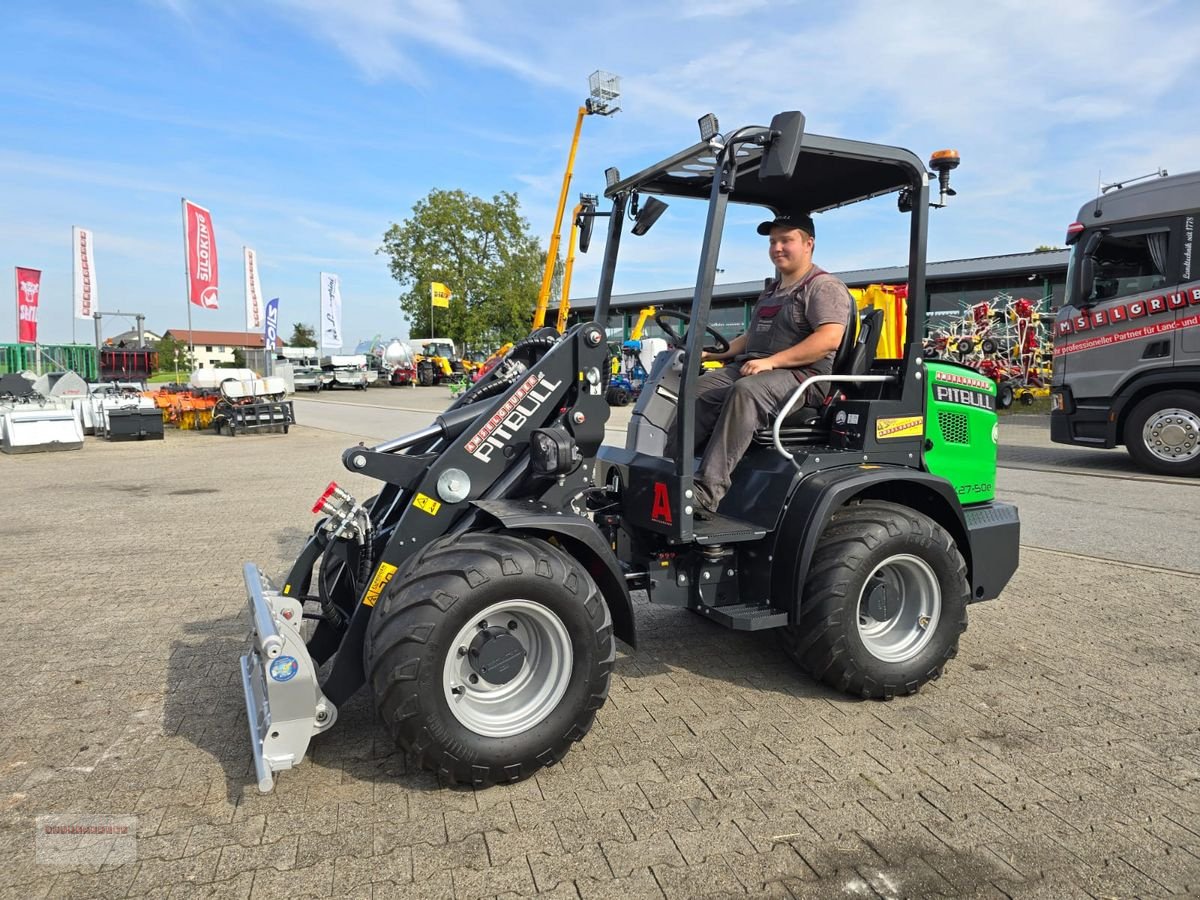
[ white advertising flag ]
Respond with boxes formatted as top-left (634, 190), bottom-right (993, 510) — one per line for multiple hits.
top-left (320, 272), bottom-right (342, 350)
top-left (73, 227), bottom-right (97, 321)
top-left (244, 247), bottom-right (264, 331)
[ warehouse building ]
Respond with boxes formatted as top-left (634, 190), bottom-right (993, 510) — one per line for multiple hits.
top-left (568, 248), bottom-right (1069, 341)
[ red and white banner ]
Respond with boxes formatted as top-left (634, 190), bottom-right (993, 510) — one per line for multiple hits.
top-left (244, 246), bottom-right (263, 330)
top-left (15, 267), bottom-right (41, 344)
top-left (183, 198), bottom-right (219, 309)
top-left (73, 226), bottom-right (97, 320)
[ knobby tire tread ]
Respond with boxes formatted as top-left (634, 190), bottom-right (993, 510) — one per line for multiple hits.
top-left (780, 500), bottom-right (969, 700)
top-left (363, 532), bottom-right (613, 786)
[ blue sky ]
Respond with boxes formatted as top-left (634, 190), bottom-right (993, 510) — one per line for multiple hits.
top-left (3, 0), bottom-right (1200, 346)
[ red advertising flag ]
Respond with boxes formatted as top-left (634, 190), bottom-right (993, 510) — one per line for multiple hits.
top-left (182, 199), bottom-right (219, 309)
top-left (15, 267), bottom-right (41, 344)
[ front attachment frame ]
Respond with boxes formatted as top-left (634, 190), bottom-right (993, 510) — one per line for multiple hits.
top-left (239, 563), bottom-right (337, 792)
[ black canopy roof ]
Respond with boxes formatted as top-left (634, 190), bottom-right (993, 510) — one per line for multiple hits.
top-left (606, 131), bottom-right (925, 216)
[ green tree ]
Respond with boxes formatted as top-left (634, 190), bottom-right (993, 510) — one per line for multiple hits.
top-left (378, 189), bottom-right (547, 347)
top-left (1034, 245), bottom-right (1061, 252)
top-left (287, 323), bottom-right (317, 347)
top-left (154, 333), bottom-right (194, 378)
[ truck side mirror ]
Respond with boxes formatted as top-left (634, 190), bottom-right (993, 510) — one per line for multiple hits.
top-left (1079, 257), bottom-right (1095, 305)
top-left (1077, 230), bottom-right (1104, 306)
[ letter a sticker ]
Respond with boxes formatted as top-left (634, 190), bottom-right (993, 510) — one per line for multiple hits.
top-left (651, 482), bottom-right (673, 524)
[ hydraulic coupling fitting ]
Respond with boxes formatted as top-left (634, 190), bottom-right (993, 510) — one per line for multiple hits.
top-left (311, 482), bottom-right (371, 544)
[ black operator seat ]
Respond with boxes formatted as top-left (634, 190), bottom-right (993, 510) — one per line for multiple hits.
top-left (752, 305), bottom-right (884, 445)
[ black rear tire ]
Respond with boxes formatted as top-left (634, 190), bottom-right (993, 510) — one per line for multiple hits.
top-left (996, 382), bottom-right (1014, 409)
top-left (364, 533), bottom-right (614, 785)
top-left (779, 500), bottom-right (969, 700)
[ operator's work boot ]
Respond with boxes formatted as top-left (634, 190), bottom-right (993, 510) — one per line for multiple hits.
top-left (692, 482), bottom-right (718, 520)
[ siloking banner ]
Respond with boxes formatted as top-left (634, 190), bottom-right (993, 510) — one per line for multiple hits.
top-left (15, 267), bottom-right (41, 344)
top-left (244, 246), bottom-right (263, 330)
top-left (263, 297), bottom-right (279, 352)
top-left (73, 227), bottom-right (97, 320)
top-left (320, 272), bottom-right (342, 350)
top-left (182, 198), bottom-right (219, 309)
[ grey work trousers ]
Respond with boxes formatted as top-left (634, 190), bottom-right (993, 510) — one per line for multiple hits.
top-left (681, 365), bottom-right (810, 508)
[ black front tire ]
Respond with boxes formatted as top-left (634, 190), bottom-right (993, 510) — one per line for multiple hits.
top-left (1123, 390), bottom-right (1200, 476)
top-left (996, 382), bottom-right (1014, 409)
top-left (780, 500), bottom-right (969, 700)
top-left (364, 533), bottom-right (614, 785)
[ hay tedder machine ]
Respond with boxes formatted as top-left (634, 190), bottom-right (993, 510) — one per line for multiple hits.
top-left (239, 111), bottom-right (1019, 792)
top-left (925, 294), bottom-right (1053, 407)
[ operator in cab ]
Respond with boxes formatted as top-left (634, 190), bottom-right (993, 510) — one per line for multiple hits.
top-left (682, 212), bottom-right (852, 518)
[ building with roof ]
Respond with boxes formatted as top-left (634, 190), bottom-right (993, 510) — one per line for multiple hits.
top-left (162, 329), bottom-right (283, 371)
top-left (568, 248), bottom-right (1070, 341)
top-left (105, 327), bottom-right (162, 347)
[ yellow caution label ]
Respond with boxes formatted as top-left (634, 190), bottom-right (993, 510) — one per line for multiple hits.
top-left (282, 583), bottom-right (291, 595)
top-left (362, 562), bottom-right (398, 607)
top-left (875, 416), bottom-right (924, 440)
top-left (412, 492), bottom-right (441, 516)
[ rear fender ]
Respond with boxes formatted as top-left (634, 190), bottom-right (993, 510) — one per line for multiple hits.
top-left (771, 466), bottom-right (976, 620)
top-left (472, 500), bottom-right (636, 648)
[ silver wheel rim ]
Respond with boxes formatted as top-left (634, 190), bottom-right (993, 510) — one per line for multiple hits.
top-left (857, 554), bottom-right (941, 663)
top-left (442, 599), bottom-right (573, 737)
top-left (1141, 408), bottom-right (1200, 463)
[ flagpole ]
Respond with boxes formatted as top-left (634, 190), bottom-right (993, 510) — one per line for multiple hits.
top-left (71, 228), bottom-right (76, 346)
top-left (181, 199), bottom-right (194, 361)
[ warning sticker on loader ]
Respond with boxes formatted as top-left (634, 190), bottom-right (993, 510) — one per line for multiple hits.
top-left (412, 493), bottom-right (441, 516)
top-left (875, 416), bottom-right (924, 440)
top-left (362, 562), bottom-right (398, 607)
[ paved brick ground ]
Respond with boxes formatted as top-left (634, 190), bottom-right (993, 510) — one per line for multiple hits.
top-left (1, 427), bottom-right (1198, 899)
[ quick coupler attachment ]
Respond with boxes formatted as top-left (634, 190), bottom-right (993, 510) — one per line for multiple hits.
top-left (239, 562), bottom-right (337, 793)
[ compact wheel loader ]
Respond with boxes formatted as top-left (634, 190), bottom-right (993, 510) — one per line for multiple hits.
top-left (239, 111), bottom-right (1020, 792)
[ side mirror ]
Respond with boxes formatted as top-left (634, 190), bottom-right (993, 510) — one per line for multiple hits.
top-left (760, 111), bottom-right (806, 180)
top-left (577, 198), bottom-right (597, 254)
top-left (631, 196), bottom-right (668, 236)
top-left (1079, 256), bottom-right (1095, 306)
top-left (1077, 230), bottom-right (1104, 306)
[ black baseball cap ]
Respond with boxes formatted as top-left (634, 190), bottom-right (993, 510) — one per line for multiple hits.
top-left (756, 212), bottom-right (815, 237)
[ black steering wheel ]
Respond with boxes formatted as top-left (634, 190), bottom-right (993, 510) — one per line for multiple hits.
top-left (654, 310), bottom-right (731, 354)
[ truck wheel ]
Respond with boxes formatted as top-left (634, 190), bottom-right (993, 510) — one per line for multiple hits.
top-left (364, 533), bottom-right (614, 786)
top-left (1123, 391), bottom-right (1200, 476)
top-left (780, 500), bottom-right (969, 700)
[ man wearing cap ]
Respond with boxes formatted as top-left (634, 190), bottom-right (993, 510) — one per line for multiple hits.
top-left (685, 212), bottom-right (852, 518)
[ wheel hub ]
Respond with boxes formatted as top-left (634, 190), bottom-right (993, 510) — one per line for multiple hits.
top-left (857, 554), bottom-right (941, 664)
top-left (1144, 408), bottom-right (1200, 461)
top-left (442, 599), bottom-right (574, 738)
top-left (866, 580), bottom-right (890, 621)
top-left (468, 626), bottom-right (526, 685)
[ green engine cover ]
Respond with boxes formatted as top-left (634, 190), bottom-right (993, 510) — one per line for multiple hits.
top-left (923, 362), bottom-right (998, 504)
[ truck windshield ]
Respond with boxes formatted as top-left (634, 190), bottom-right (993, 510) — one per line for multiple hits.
top-left (1063, 229), bottom-right (1170, 308)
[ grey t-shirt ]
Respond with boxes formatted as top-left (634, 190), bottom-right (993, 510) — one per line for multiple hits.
top-left (740, 267), bottom-right (853, 377)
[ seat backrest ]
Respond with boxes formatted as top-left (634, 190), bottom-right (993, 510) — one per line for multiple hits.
top-left (827, 296), bottom-right (859, 375)
top-left (844, 307), bottom-right (884, 377)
